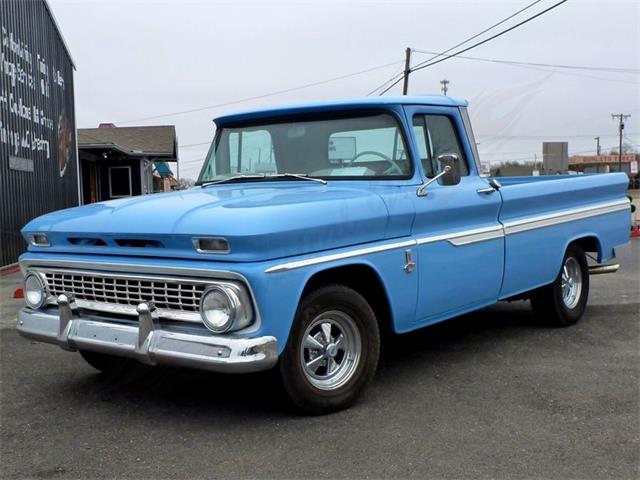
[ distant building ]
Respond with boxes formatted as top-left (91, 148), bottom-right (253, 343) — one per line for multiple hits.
top-left (1, 0), bottom-right (78, 267)
top-left (77, 125), bottom-right (178, 204)
top-left (542, 142), bottom-right (569, 174)
top-left (569, 153), bottom-right (637, 174)
top-left (569, 153), bottom-right (639, 189)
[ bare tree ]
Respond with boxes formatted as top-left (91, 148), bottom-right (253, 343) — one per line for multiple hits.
top-left (176, 177), bottom-right (196, 190)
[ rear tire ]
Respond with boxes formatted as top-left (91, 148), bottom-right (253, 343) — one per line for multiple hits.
top-left (531, 244), bottom-right (589, 327)
top-left (279, 285), bottom-right (380, 415)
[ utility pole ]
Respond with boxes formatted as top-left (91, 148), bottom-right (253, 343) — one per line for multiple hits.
top-left (402, 47), bottom-right (411, 95)
top-left (612, 113), bottom-right (631, 172)
top-left (176, 137), bottom-right (180, 184)
top-left (440, 79), bottom-right (449, 96)
top-left (594, 136), bottom-right (601, 156)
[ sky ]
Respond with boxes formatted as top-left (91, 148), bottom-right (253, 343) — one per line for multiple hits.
top-left (48, 0), bottom-right (640, 180)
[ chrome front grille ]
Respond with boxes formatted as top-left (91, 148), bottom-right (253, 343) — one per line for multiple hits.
top-left (46, 271), bottom-right (206, 311)
top-left (40, 269), bottom-right (216, 322)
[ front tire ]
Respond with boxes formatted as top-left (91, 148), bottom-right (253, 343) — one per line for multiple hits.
top-left (279, 285), bottom-right (380, 414)
top-left (531, 244), bottom-right (589, 327)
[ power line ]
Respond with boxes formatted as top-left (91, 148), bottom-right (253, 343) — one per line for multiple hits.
top-left (485, 145), bottom-right (618, 164)
top-left (369, 0), bottom-right (545, 96)
top-left (116, 60), bottom-right (403, 124)
top-left (379, 0), bottom-right (569, 95)
top-left (181, 141), bottom-right (212, 149)
top-left (366, 69), bottom-right (404, 96)
top-left (412, 49), bottom-right (640, 74)
top-left (477, 132), bottom-right (638, 139)
top-left (623, 134), bottom-right (640, 148)
top-left (472, 60), bottom-right (640, 86)
top-left (410, 0), bottom-right (568, 73)
top-left (413, 0), bottom-right (545, 70)
top-left (481, 149), bottom-right (545, 156)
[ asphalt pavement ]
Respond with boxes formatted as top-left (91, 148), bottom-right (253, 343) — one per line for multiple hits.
top-left (1, 242), bottom-right (638, 479)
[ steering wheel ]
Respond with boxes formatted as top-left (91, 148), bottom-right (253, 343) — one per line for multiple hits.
top-left (350, 150), bottom-right (404, 175)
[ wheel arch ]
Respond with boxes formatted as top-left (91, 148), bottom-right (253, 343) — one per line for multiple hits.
top-left (300, 263), bottom-right (394, 339)
top-left (565, 234), bottom-right (602, 261)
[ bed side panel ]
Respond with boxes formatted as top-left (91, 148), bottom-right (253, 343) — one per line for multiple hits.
top-left (498, 173), bottom-right (630, 298)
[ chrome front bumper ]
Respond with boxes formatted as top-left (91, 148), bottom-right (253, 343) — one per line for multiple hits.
top-left (17, 298), bottom-right (278, 374)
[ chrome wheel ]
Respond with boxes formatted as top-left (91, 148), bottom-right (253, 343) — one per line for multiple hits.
top-left (300, 310), bottom-right (362, 391)
top-left (561, 257), bottom-right (582, 309)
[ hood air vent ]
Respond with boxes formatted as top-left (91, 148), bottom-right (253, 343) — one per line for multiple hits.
top-left (115, 239), bottom-right (164, 248)
top-left (68, 237), bottom-right (107, 246)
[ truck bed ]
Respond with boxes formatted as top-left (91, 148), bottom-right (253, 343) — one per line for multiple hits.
top-left (495, 172), bottom-right (630, 299)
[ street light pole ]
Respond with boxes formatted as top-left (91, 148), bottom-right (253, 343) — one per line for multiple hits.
top-left (440, 79), bottom-right (449, 96)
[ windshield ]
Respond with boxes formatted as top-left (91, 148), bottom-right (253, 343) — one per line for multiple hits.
top-left (197, 113), bottom-right (412, 183)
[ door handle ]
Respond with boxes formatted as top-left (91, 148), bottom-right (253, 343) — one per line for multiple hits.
top-left (477, 179), bottom-right (502, 195)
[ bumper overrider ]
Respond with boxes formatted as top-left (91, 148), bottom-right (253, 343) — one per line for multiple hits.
top-left (17, 294), bottom-right (278, 373)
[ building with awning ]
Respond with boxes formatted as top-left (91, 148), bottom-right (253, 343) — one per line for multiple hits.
top-left (77, 124), bottom-right (178, 204)
top-left (569, 153), bottom-right (637, 173)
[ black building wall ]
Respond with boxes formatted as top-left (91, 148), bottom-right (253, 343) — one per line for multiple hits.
top-left (0, 0), bottom-right (78, 266)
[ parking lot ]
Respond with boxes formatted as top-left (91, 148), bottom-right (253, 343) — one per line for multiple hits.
top-left (1, 242), bottom-right (638, 479)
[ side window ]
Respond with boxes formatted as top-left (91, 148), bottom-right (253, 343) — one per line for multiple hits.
top-left (412, 114), bottom-right (469, 177)
top-left (228, 130), bottom-right (275, 174)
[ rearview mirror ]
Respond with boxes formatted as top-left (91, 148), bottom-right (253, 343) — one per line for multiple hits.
top-left (437, 154), bottom-right (461, 186)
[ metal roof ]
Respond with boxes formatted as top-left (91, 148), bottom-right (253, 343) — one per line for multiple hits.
top-left (78, 125), bottom-right (178, 160)
top-left (43, 0), bottom-right (76, 69)
top-left (214, 95), bottom-right (468, 124)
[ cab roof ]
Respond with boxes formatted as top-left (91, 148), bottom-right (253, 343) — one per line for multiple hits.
top-left (214, 95), bottom-right (467, 124)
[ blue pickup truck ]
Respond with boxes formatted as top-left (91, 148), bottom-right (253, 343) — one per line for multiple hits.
top-left (18, 96), bottom-right (630, 413)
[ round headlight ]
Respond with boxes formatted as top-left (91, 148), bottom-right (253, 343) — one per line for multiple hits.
top-left (199, 286), bottom-right (238, 333)
top-left (24, 273), bottom-right (47, 309)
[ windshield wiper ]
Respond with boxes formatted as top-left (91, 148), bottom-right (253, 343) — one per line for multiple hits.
top-left (200, 172), bottom-right (326, 188)
top-left (200, 174), bottom-right (266, 187)
top-left (268, 173), bottom-right (327, 185)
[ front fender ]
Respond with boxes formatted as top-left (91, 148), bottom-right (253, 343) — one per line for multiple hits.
top-left (250, 243), bottom-right (419, 353)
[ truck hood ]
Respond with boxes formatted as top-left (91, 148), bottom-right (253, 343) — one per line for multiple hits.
top-left (22, 184), bottom-right (396, 262)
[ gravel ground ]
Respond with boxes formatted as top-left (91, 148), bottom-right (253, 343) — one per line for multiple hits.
top-left (1, 242), bottom-right (638, 479)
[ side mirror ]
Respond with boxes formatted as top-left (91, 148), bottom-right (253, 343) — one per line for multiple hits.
top-left (416, 153), bottom-right (462, 197)
top-left (437, 154), bottom-right (461, 186)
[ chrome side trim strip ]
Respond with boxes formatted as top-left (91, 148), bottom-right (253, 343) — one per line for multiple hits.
top-left (416, 225), bottom-right (504, 246)
top-left (448, 228), bottom-right (504, 246)
top-left (265, 225), bottom-right (505, 273)
top-left (503, 199), bottom-right (630, 235)
top-left (264, 239), bottom-right (417, 273)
